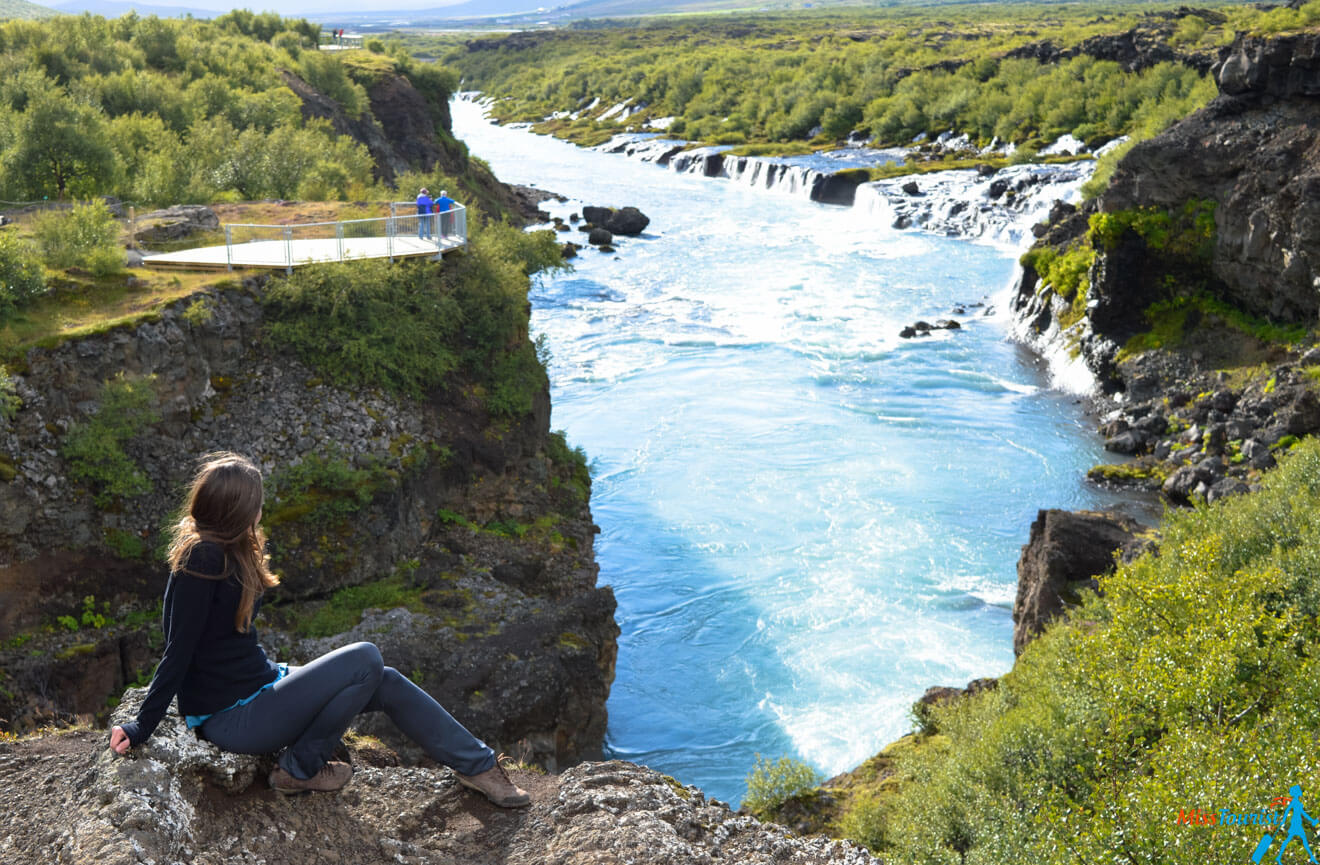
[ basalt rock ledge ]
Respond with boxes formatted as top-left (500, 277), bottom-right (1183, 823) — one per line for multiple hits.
top-left (0, 687), bottom-right (879, 865)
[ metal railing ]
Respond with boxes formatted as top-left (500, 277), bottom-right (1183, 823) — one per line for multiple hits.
top-left (319, 33), bottom-right (365, 50)
top-left (220, 204), bottom-right (467, 272)
top-left (389, 201), bottom-right (468, 243)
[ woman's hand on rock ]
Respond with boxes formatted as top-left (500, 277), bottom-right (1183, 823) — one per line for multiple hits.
top-left (109, 725), bottom-right (131, 755)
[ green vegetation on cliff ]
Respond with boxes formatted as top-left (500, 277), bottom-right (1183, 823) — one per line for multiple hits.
top-left (62, 373), bottom-right (159, 507)
top-left (262, 220), bottom-right (564, 413)
top-left (0, 12), bottom-right (459, 205)
top-left (1026, 197), bottom-right (1229, 344)
top-left (824, 438), bottom-right (1320, 863)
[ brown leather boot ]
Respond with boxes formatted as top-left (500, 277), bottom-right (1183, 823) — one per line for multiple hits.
top-left (455, 761), bottom-right (531, 808)
top-left (268, 761), bottom-right (353, 795)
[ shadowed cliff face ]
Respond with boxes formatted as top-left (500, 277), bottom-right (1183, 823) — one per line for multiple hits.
top-left (1098, 32), bottom-right (1320, 325)
top-left (1009, 32), bottom-right (1320, 506)
top-left (0, 282), bottom-right (617, 771)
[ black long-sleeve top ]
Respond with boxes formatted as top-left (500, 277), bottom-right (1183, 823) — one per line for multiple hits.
top-left (119, 541), bottom-right (279, 746)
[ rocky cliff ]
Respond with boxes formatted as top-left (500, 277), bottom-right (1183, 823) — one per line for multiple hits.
top-left (0, 275), bottom-right (617, 772)
top-left (1013, 31), bottom-right (1320, 502)
top-left (1099, 31), bottom-right (1320, 326)
top-left (0, 687), bottom-right (877, 865)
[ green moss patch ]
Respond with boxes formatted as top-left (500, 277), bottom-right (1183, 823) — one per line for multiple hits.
top-left (293, 574), bottom-right (428, 638)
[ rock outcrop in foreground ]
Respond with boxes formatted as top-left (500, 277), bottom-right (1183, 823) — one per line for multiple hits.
top-left (1012, 508), bottom-right (1148, 655)
top-left (0, 688), bottom-right (877, 865)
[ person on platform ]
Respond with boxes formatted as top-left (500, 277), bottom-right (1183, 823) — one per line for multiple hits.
top-left (416, 187), bottom-right (434, 239)
top-left (434, 189), bottom-right (456, 237)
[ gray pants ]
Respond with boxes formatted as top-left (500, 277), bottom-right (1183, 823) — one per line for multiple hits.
top-left (201, 641), bottom-right (496, 780)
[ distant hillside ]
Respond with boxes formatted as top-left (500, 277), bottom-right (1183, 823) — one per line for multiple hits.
top-left (371, 0), bottom-right (1233, 27)
top-left (0, 0), bottom-right (57, 19)
top-left (47, 0), bottom-right (219, 17)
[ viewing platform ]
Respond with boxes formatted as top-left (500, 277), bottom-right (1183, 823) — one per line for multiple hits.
top-left (319, 33), bottom-right (364, 51)
top-left (142, 204), bottom-right (467, 273)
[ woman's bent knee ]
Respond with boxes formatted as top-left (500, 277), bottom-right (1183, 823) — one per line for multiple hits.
top-left (344, 641), bottom-right (384, 680)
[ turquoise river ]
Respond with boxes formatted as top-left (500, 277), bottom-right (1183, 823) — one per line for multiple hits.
top-left (452, 97), bottom-right (1141, 806)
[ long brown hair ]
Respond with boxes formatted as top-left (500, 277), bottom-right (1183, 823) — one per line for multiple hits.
top-left (167, 452), bottom-right (279, 632)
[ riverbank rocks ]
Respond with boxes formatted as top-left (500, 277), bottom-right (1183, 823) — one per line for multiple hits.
top-left (582, 205), bottom-right (650, 236)
top-left (509, 184), bottom-right (566, 224)
top-left (899, 319), bottom-right (961, 338)
top-left (811, 170), bottom-right (869, 206)
top-left (0, 727), bottom-right (881, 865)
top-left (1013, 509), bottom-right (1148, 655)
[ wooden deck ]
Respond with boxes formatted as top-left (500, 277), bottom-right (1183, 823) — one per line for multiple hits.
top-left (142, 235), bottom-right (465, 272)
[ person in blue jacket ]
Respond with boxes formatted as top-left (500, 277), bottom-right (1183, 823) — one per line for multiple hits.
top-left (108, 452), bottom-right (529, 806)
top-left (434, 189), bottom-right (456, 237)
top-left (416, 187), bottom-right (433, 239)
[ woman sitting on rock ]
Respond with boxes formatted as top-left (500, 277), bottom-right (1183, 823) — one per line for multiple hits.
top-left (108, 451), bottom-right (529, 805)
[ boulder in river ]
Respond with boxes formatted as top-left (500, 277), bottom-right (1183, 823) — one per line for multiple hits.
top-left (587, 227), bottom-right (613, 246)
top-left (582, 205), bottom-right (650, 236)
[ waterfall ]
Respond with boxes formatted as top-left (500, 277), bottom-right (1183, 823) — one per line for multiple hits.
top-left (455, 96), bottom-right (1093, 250)
top-left (588, 128), bottom-right (1094, 249)
top-left (854, 163), bottom-right (1092, 250)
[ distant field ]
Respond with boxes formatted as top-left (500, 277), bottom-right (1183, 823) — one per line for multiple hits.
top-left (424, 3), bottom-right (1245, 156)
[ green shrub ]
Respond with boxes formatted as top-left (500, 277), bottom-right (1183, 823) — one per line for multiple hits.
top-left (262, 259), bottom-right (462, 400)
top-left (0, 367), bottom-right (21, 422)
top-left (62, 374), bottom-right (159, 507)
top-left (547, 429), bottom-right (591, 503)
top-left (31, 199), bottom-right (123, 274)
top-left (1088, 199), bottom-right (1216, 259)
top-left (295, 573), bottom-right (427, 638)
top-left (1022, 243), bottom-right (1093, 303)
top-left (297, 51), bottom-right (367, 116)
top-left (265, 450), bottom-right (397, 531)
top-left (261, 198), bottom-right (560, 420)
top-left (1079, 137), bottom-right (1135, 200)
top-left (1120, 294), bottom-right (1307, 359)
top-left (743, 755), bottom-right (821, 819)
top-left (104, 527), bottom-right (148, 560)
top-left (0, 232), bottom-right (46, 323)
top-left (182, 296), bottom-right (215, 326)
